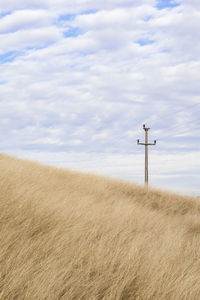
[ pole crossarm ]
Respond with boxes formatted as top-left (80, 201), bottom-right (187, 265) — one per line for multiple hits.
top-left (148, 143), bottom-right (156, 146)
top-left (137, 142), bottom-right (156, 146)
top-left (137, 124), bottom-right (157, 185)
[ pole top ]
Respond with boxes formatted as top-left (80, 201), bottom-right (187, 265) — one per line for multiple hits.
top-left (143, 124), bottom-right (150, 131)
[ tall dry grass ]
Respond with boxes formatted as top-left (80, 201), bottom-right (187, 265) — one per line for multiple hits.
top-left (0, 153), bottom-right (200, 299)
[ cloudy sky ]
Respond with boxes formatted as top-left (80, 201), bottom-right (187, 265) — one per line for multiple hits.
top-left (0, 0), bottom-right (199, 196)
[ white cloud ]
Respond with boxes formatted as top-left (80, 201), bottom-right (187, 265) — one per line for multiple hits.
top-left (0, 9), bottom-right (56, 33)
top-left (0, 0), bottom-right (155, 14)
top-left (73, 5), bottom-right (155, 30)
top-left (0, 0), bottom-right (47, 12)
top-left (179, 0), bottom-right (200, 8)
top-left (0, 27), bottom-right (62, 54)
top-left (150, 5), bottom-right (200, 60)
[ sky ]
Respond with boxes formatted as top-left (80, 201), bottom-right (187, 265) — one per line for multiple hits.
top-left (0, 0), bottom-right (199, 196)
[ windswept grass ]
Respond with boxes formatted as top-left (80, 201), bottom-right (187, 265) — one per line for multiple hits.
top-left (0, 153), bottom-right (200, 299)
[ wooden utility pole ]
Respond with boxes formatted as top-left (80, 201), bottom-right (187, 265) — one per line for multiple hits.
top-left (137, 124), bottom-right (156, 185)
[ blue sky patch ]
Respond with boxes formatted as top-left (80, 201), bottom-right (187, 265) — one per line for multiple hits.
top-left (58, 10), bottom-right (97, 22)
top-left (58, 14), bottom-right (76, 21)
top-left (64, 27), bottom-right (81, 38)
top-left (0, 80), bottom-right (7, 84)
top-left (0, 11), bottom-right (12, 18)
top-left (25, 43), bottom-right (55, 51)
top-left (136, 39), bottom-right (154, 46)
top-left (0, 51), bottom-right (21, 63)
top-left (143, 15), bottom-right (154, 22)
top-left (80, 9), bottom-right (98, 15)
top-left (156, 0), bottom-right (179, 9)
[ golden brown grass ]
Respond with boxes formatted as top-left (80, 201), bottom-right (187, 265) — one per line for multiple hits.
top-left (0, 153), bottom-right (200, 299)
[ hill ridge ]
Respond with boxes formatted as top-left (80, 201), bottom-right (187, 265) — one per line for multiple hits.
top-left (0, 153), bottom-right (200, 299)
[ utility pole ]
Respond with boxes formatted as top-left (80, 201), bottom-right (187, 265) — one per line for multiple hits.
top-left (137, 124), bottom-right (156, 186)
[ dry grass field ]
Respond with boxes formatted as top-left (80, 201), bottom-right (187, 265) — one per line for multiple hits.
top-left (0, 153), bottom-right (200, 299)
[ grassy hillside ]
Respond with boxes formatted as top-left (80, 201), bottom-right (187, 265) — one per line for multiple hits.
top-left (0, 153), bottom-right (200, 299)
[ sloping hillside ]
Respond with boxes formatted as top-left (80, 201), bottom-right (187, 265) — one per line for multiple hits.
top-left (0, 153), bottom-right (200, 300)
